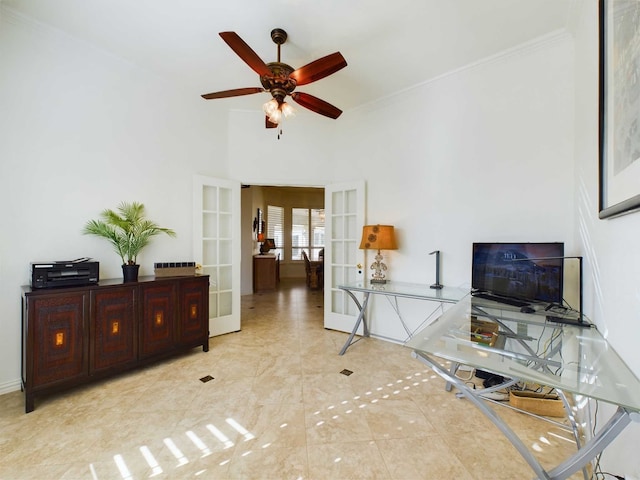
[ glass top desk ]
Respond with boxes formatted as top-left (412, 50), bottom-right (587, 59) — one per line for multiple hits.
top-left (337, 281), bottom-right (468, 355)
top-left (405, 294), bottom-right (640, 480)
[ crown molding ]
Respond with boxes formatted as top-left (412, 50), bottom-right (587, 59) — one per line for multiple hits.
top-left (353, 29), bottom-right (572, 114)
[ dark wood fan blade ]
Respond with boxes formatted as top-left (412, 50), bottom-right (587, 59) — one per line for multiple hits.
top-left (265, 116), bottom-right (278, 128)
top-left (290, 92), bottom-right (342, 119)
top-left (290, 52), bottom-right (347, 86)
top-left (219, 32), bottom-right (271, 77)
top-left (201, 87), bottom-right (264, 100)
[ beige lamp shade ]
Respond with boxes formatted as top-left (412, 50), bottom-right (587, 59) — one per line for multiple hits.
top-left (359, 225), bottom-right (398, 251)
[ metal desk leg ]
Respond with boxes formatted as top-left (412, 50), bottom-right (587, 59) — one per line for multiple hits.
top-left (555, 389), bottom-right (589, 480)
top-left (412, 351), bottom-right (640, 480)
top-left (413, 350), bottom-right (554, 480)
top-left (445, 362), bottom-right (459, 392)
top-left (339, 291), bottom-right (371, 355)
top-left (547, 407), bottom-right (638, 480)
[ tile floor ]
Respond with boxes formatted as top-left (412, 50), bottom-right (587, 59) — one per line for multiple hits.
top-left (0, 279), bottom-right (585, 479)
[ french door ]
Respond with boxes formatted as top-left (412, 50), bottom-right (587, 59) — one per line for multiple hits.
top-left (193, 175), bottom-right (241, 336)
top-left (323, 181), bottom-right (366, 333)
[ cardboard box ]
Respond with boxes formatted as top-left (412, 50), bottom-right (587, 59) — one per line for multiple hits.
top-left (509, 391), bottom-right (565, 417)
top-left (470, 317), bottom-right (499, 347)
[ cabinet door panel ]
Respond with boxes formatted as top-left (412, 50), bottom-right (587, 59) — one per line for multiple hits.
top-left (140, 283), bottom-right (176, 358)
top-left (178, 277), bottom-right (209, 347)
top-left (31, 293), bottom-right (87, 387)
top-left (91, 287), bottom-right (137, 372)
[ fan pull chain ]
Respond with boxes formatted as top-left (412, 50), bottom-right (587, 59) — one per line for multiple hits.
top-left (277, 127), bottom-right (283, 140)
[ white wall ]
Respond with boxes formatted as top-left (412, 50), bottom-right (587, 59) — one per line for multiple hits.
top-left (326, 33), bottom-right (576, 340)
top-left (226, 108), bottom-right (336, 186)
top-left (240, 186), bottom-right (256, 295)
top-left (0, 10), bottom-right (227, 392)
top-left (570, 2), bottom-right (640, 477)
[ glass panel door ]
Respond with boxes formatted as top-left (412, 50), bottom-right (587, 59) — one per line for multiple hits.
top-left (193, 175), bottom-right (240, 336)
top-left (324, 181), bottom-right (365, 333)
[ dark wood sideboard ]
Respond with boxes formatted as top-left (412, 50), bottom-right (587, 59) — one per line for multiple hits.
top-left (21, 275), bottom-right (209, 413)
top-left (253, 254), bottom-right (278, 292)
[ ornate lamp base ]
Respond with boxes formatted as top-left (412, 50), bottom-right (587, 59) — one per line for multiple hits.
top-left (369, 250), bottom-right (388, 284)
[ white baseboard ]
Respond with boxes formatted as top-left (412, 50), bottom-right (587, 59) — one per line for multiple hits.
top-left (0, 379), bottom-right (22, 396)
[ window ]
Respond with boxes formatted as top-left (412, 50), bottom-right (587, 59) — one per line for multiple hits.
top-left (267, 205), bottom-right (324, 261)
top-left (267, 205), bottom-right (284, 259)
top-left (292, 208), bottom-right (324, 261)
top-left (310, 208), bottom-right (325, 260)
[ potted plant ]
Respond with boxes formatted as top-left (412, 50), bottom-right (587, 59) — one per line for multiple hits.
top-left (83, 201), bottom-right (176, 282)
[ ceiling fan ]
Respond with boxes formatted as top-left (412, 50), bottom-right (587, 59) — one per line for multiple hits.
top-left (201, 28), bottom-right (347, 128)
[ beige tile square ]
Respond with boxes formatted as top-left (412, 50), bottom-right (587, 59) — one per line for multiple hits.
top-left (377, 437), bottom-right (474, 479)
top-left (307, 440), bottom-right (392, 479)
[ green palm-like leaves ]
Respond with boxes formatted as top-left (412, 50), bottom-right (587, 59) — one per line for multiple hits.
top-left (83, 202), bottom-right (176, 265)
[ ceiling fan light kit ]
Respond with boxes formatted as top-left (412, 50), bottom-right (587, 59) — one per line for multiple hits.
top-left (201, 28), bottom-right (346, 132)
top-left (262, 97), bottom-right (295, 125)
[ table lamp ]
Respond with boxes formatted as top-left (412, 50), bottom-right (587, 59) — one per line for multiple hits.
top-left (359, 225), bottom-right (398, 284)
top-left (257, 233), bottom-right (266, 254)
top-left (260, 238), bottom-right (276, 255)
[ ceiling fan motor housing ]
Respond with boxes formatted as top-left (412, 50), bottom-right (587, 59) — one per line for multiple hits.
top-left (261, 63), bottom-right (296, 102)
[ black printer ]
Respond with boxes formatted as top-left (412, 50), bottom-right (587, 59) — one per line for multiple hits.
top-left (31, 258), bottom-right (99, 289)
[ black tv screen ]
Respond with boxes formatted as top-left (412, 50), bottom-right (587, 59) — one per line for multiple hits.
top-left (472, 242), bottom-right (564, 304)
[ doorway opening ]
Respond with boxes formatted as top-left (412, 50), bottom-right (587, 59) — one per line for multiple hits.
top-left (240, 185), bottom-right (325, 296)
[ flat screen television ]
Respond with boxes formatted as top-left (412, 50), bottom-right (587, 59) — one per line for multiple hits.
top-left (471, 242), bottom-right (564, 304)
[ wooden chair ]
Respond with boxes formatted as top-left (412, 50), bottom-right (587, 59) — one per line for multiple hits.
top-left (302, 250), bottom-right (312, 287)
top-left (302, 250), bottom-right (322, 289)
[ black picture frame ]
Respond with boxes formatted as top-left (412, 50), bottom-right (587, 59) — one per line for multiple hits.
top-left (599, 0), bottom-right (640, 219)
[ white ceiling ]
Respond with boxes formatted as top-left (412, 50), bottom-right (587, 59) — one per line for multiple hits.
top-left (3, 0), bottom-right (575, 114)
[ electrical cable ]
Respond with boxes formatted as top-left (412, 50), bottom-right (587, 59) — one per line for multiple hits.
top-left (455, 367), bottom-right (474, 382)
top-left (594, 473), bottom-right (625, 480)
